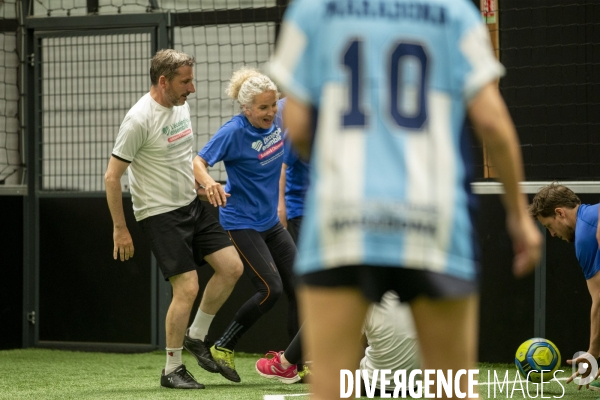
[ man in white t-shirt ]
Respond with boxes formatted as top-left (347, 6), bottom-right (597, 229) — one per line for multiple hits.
top-left (360, 291), bottom-right (421, 397)
top-left (104, 49), bottom-right (243, 389)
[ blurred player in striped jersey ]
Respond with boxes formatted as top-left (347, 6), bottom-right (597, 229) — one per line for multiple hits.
top-left (268, 0), bottom-right (541, 398)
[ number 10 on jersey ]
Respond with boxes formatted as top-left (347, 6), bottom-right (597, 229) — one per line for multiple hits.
top-left (341, 39), bottom-right (429, 131)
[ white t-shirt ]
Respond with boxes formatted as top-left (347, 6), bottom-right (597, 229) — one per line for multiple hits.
top-left (360, 291), bottom-right (421, 390)
top-left (112, 93), bottom-right (196, 221)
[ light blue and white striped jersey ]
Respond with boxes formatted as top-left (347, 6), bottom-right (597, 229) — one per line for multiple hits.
top-left (268, 0), bottom-right (504, 280)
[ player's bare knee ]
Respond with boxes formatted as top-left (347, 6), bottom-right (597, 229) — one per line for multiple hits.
top-left (207, 247), bottom-right (242, 280)
top-left (230, 257), bottom-right (243, 280)
top-left (172, 278), bottom-right (199, 303)
top-left (214, 257), bottom-right (242, 284)
top-left (219, 262), bottom-right (242, 287)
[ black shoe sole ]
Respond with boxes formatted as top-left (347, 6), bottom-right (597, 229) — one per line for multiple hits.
top-left (183, 344), bottom-right (220, 374)
top-left (160, 383), bottom-right (206, 389)
top-left (217, 366), bottom-right (241, 383)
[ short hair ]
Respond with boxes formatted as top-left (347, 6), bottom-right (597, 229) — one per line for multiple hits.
top-left (150, 49), bottom-right (195, 85)
top-left (226, 66), bottom-right (278, 109)
top-left (528, 183), bottom-right (581, 218)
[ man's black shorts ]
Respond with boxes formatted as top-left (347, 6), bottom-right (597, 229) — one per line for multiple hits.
top-left (298, 265), bottom-right (478, 303)
top-left (138, 197), bottom-right (232, 280)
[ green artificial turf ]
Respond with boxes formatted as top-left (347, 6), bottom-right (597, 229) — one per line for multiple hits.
top-left (0, 349), bottom-right (309, 400)
top-left (2, 350), bottom-right (600, 399)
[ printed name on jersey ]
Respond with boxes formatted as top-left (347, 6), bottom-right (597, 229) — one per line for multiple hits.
top-left (329, 201), bottom-right (438, 235)
top-left (324, 0), bottom-right (447, 25)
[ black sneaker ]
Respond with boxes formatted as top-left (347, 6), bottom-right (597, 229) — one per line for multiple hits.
top-left (160, 365), bottom-right (205, 389)
top-left (183, 329), bottom-right (220, 373)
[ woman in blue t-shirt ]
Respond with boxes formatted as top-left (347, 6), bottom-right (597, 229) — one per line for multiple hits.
top-left (193, 67), bottom-right (298, 383)
top-left (276, 97), bottom-right (311, 245)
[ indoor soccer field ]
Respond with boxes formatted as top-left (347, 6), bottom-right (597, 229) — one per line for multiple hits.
top-left (0, 348), bottom-right (596, 400)
top-left (2, 0), bottom-right (600, 399)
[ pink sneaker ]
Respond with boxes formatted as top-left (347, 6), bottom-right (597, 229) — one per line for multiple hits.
top-left (255, 351), bottom-right (301, 384)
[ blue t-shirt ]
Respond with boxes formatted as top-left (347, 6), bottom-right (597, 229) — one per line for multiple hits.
top-left (283, 137), bottom-right (310, 220)
top-left (575, 204), bottom-right (600, 280)
top-left (198, 114), bottom-right (284, 231)
top-left (275, 97), bottom-right (310, 220)
top-left (274, 97), bottom-right (287, 134)
top-left (269, 0), bottom-right (505, 279)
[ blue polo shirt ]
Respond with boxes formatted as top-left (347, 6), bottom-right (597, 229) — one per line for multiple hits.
top-left (275, 97), bottom-right (310, 220)
top-left (283, 138), bottom-right (310, 220)
top-left (198, 114), bottom-right (284, 231)
top-left (575, 204), bottom-right (600, 280)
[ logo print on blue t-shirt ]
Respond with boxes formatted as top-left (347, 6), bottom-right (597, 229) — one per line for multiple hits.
top-left (251, 140), bottom-right (263, 151)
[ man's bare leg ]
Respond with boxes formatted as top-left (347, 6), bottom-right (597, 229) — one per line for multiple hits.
top-left (201, 246), bottom-right (243, 314)
top-left (167, 270), bottom-right (200, 347)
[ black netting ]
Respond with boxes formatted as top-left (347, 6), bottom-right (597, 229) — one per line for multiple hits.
top-left (499, 0), bottom-right (600, 181)
top-left (7, 0), bottom-right (598, 188)
top-left (0, 0), bottom-right (21, 185)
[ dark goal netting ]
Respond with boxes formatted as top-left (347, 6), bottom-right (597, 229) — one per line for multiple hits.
top-left (0, 0), bottom-right (20, 185)
top-left (496, 0), bottom-right (600, 181)
top-left (31, 0), bottom-right (286, 186)
top-left (1, 0), bottom-right (599, 188)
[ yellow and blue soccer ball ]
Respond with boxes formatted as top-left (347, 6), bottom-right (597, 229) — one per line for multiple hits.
top-left (515, 338), bottom-right (561, 383)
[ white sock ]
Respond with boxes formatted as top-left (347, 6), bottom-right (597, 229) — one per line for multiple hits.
top-left (188, 309), bottom-right (215, 340)
top-left (165, 347), bottom-right (183, 375)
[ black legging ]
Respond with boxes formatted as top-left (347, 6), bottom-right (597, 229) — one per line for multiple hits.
top-left (282, 216), bottom-right (304, 364)
top-left (283, 325), bottom-right (303, 364)
top-left (214, 222), bottom-right (299, 350)
top-left (286, 216), bottom-right (303, 245)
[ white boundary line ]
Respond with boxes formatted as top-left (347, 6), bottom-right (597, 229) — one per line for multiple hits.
top-left (263, 378), bottom-right (570, 399)
top-left (471, 181), bottom-right (600, 194)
